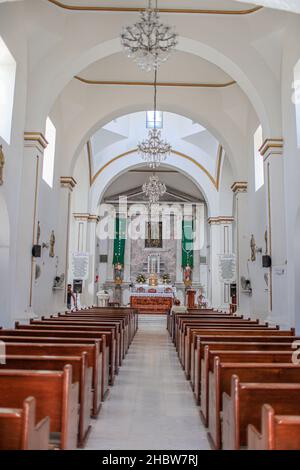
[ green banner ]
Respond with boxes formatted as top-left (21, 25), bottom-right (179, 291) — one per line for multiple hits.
top-left (113, 217), bottom-right (126, 266)
top-left (182, 219), bottom-right (194, 268)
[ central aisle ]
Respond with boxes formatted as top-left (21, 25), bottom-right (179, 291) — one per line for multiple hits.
top-left (86, 315), bottom-right (210, 450)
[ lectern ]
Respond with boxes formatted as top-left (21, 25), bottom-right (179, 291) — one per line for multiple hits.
top-left (186, 289), bottom-right (196, 309)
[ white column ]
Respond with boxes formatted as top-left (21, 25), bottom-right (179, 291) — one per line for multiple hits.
top-left (260, 138), bottom-right (288, 327)
top-left (57, 177), bottom-right (77, 309)
top-left (208, 216), bottom-right (234, 310)
top-left (14, 132), bottom-right (47, 319)
top-left (71, 213), bottom-right (89, 305)
top-left (231, 182), bottom-right (249, 313)
top-left (87, 214), bottom-right (100, 306)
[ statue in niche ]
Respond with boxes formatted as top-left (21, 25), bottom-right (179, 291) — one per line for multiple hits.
top-left (0, 145), bottom-right (5, 186)
top-left (250, 234), bottom-right (256, 262)
top-left (49, 230), bottom-right (56, 258)
top-left (184, 264), bottom-right (192, 286)
top-left (114, 262), bottom-right (123, 285)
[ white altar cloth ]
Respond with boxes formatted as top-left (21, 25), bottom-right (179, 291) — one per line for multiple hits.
top-left (130, 292), bottom-right (174, 298)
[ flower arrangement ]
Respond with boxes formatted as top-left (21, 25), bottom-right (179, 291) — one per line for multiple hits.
top-left (162, 273), bottom-right (170, 284)
top-left (136, 274), bottom-right (146, 284)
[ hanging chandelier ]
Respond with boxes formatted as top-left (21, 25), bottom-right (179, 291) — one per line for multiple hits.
top-left (142, 174), bottom-right (166, 204)
top-left (138, 70), bottom-right (172, 168)
top-left (120, 0), bottom-right (178, 72)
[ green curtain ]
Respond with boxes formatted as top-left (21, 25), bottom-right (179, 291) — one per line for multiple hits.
top-left (113, 216), bottom-right (126, 266)
top-left (182, 219), bottom-right (194, 268)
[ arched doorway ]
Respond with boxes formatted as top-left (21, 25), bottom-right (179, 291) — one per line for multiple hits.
top-left (0, 192), bottom-right (10, 326)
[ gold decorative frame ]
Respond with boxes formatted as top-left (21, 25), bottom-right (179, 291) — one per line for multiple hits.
top-left (48, 1), bottom-right (263, 15)
top-left (89, 147), bottom-right (223, 190)
top-left (75, 76), bottom-right (236, 89)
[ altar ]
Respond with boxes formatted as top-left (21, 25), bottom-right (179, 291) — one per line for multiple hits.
top-left (130, 284), bottom-right (175, 314)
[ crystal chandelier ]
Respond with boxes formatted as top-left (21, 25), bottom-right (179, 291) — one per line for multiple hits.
top-left (120, 0), bottom-right (178, 72)
top-left (142, 174), bottom-right (166, 204)
top-left (138, 70), bottom-right (172, 168)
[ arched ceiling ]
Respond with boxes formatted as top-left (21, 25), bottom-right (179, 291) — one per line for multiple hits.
top-left (76, 50), bottom-right (233, 85)
top-left (102, 164), bottom-right (205, 205)
top-left (88, 111), bottom-right (222, 188)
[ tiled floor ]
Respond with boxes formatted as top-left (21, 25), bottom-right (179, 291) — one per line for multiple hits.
top-left (85, 315), bottom-right (210, 450)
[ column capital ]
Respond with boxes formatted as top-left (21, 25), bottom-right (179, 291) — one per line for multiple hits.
top-left (208, 216), bottom-right (234, 225)
top-left (259, 138), bottom-right (283, 161)
top-left (231, 181), bottom-right (248, 193)
top-left (88, 214), bottom-right (100, 224)
top-left (24, 132), bottom-right (48, 153)
top-left (73, 212), bottom-right (90, 222)
top-left (60, 176), bottom-right (77, 191)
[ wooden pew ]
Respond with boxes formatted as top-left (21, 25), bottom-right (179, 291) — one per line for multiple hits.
top-left (177, 322), bottom-right (279, 366)
top-left (193, 339), bottom-right (296, 404)
top-left (191, 332), bottom-right (297, 401)
top-left (201, 349), bottom-right (294, 429)
top-left (208, 361), bottom-right (300, 450)
top-left (39, 317), bottom-right (126, 364)
top-left (0, 365), bottom-right (79, 449)
top-left (0, 337), bottom-right (109, 406)
top-left (3, 341), bottom-right (106, 415)
top-left (179, 325), bottom-right (289, 375)
top-left (182, 321), bottom-right (272, 377)
top-left (0, 397), bottom-right (49, 450)
top-left (23, 320), bottom-right (122, 373)
top-left (247, 404), bottom-right (300, 450)
top-left (0, 353), bottom-right (92, 447)
top-left (222, 373), bottom-right (300, 449)
top-left (0, 328), bottom-right (116, 385)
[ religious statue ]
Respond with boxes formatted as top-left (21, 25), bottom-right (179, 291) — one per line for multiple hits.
top-left (114, 262), bottom-right (123, 284)
top-left (184, 264), bottom-right (192, 286)
top-left (264, 229), bottom-right (268, 254)
top-left (49, 230), bottom-right (55, 258)
top-left (0, 145), bottom-right (5, 186)
top-left (250, 234), bottom-right (256, 262)
top-left (37, 221), bottom-right (41, 246)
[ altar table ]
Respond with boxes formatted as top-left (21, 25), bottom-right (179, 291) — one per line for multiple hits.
top-left (130, 294), bottom-right (173, 314)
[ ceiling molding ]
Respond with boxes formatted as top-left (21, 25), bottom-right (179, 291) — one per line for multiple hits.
top-left (48, 1), bottom-right (263, 15)
top-left (104, 184), bottom-right (204, 204)
top-left (75, 76), bottom-right (236, 88)
top-left (90, 147), bottom-right (222, 190)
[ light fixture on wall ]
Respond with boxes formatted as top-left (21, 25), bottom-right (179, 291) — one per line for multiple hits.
top-left (120, 0), bottom-right (177, 72)
top-left (142, 173), bottom-right (166, 204)
top-left (138, 70), bottom-right (172, 168)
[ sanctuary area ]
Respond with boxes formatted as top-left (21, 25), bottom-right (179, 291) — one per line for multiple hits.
top-left (1, 0), bottom-right (300, 453)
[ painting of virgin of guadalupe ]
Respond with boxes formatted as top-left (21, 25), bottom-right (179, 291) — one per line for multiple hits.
top-left (145, 221), bottom-right (163, 248)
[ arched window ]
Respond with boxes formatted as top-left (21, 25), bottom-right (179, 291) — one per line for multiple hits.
top-left (42, 117), bottom-right (56, 188)
top-left (293, 59), bottom-right (300, 148)
top-left (0, 36), bottom-right (16, 144)
top-left (254, 125), bottom-right (264, 191)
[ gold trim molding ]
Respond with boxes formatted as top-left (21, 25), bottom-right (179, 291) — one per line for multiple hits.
top-left (208, 216), bottom-right (234, 225)
top-left (259, 138), bottom-right (284, 161)
top-left (90, 147), bottom-right (222, 190)
top-left (24, 132), bottom-right (48, 151)
top-left (48, 1), bottom-right (263, 15)
top-left (73, 212), bottom-right (99, 223)
top-left (60, 176), bottom-right (77, 191)
top-left (75, 76), bottom-right (236, 89)
top-left (231, 181), bottom-right (248, 193)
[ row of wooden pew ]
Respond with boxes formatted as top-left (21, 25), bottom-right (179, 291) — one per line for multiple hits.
top-left (0, 307), bottom-right (138, 450)
top-left (167, 308), bottom-right (300, 450)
